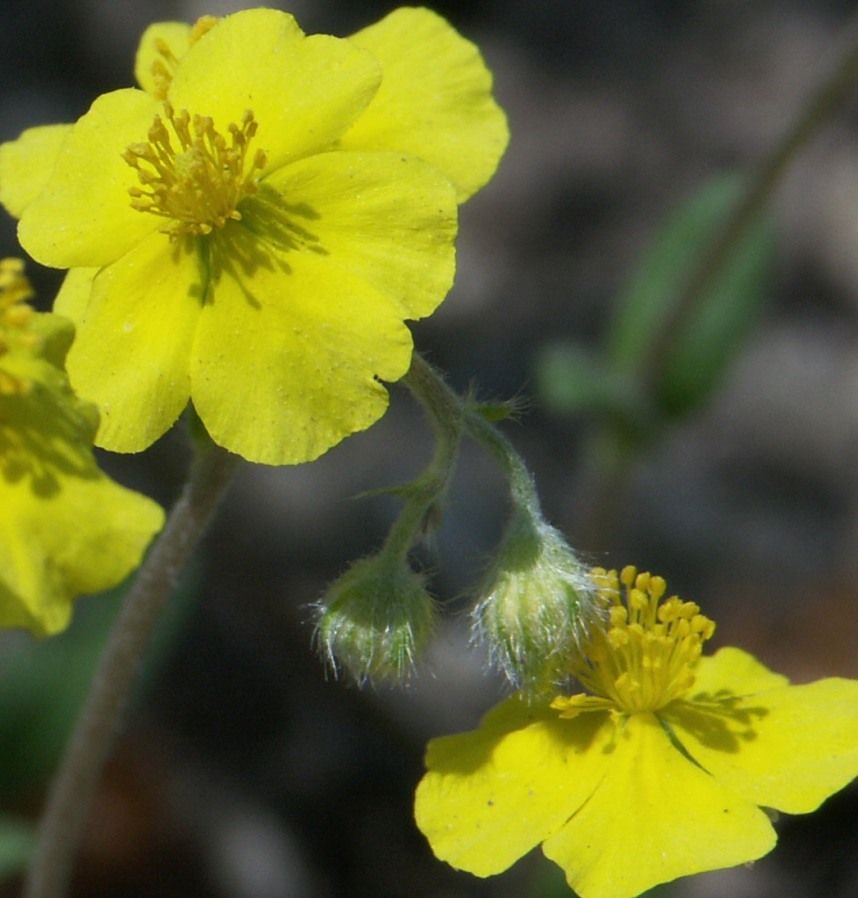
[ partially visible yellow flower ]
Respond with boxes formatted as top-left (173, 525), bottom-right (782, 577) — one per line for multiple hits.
top-left (0, 260), bottom-right (164, 636)
top-left (0, 7), bottom-right (508, 465)
top-left (415, 566), bottom-right (858, 898)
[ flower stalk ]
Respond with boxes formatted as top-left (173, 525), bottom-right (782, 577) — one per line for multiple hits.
top-left (315, 353), bottom-right (464, 683)
top-left (403, 352), bottom-right (543, 519)
top-left (404, 353), bottom-right (600, 690)
top-left (23, 435), bottom-right (240, 898)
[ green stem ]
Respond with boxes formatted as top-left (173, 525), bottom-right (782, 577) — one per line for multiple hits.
top-left (23, 438), bottom-right (240, 898)
top-left (393, 353), bottom-right (465, 559)
top-left (403, 353), bottom-right (542, 519)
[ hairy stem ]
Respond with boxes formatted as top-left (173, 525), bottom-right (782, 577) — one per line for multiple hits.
top-left (388, 352), bottom-right (465, 559)
top-left (404, 353), bottom-right (543, 517)
top-left (23, 439), bottom-right (240, 898)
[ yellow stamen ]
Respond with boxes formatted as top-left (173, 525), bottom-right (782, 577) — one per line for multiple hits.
top-left (0, 258), bottom-right (36, 395)
top-left (123, 104), bottom-right (267, 241)
top-left (189, 15), bottom-right (219, 44)
top-left (149, 16), bottom-right (220, 100)
top-left (568, 566), bottom-right (716, 714)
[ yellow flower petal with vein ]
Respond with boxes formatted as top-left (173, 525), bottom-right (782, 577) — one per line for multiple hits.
top-left (191, 152), bottom-right (454, 463)
top-left (0, 124), bottom-right (71, 217)
top-left (257, 151), bottom-right (457, 320)
top-left (666, 647), bottom-right (858, 814)
top-left (57, 233), bottom-right (200, 451)
top-left (542, 713), bottom-right (775, 898)
top-left (343, 7), bottom-right (508, 201)
top-left (53, 268), bottom-right (98, 322)
top-left (19, 89), bottom-right (162, 268)
top-left (167, 9), bottom-right (382, 173)
top-left (415, 695), bottom-right (610, 876)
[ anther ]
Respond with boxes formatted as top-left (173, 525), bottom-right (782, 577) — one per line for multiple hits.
top-left (123, 105), bottom-right (267, 240)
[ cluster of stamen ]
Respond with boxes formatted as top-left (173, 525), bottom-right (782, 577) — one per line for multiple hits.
top-left (569, 566), bottom-right (716, 713)
top-left (0, 259), bottom-right (36, 396)
top-left (122, 103), bottom-right (267, 240)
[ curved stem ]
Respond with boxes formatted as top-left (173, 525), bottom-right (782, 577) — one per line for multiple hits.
top-left (387, 352), bottom-right (465, 560)
top-left (23, 439), bottom-right (240, 898)
top-left (403, 353), bottom-right (543, 517)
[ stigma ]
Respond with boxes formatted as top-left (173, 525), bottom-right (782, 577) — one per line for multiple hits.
top-left (123, 103), bottom-right (268, 240)
top-left (569, 566), bottom-right (716, 714)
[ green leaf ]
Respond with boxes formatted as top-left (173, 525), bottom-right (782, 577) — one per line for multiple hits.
top-left (0, 570), bottom-right (199, 805)
top-left (607, 173), bottom-right (774, 419)
top-left (0, 815), bottom-right (34, 881)
top-left (533, 342), bottom-right (654, 440)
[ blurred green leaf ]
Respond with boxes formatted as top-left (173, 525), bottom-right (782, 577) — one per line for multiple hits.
top-left (607, 173), bottom-right (774, 418)
top-left (533, 342), bottom-right (655, 441)
top-left (0, 565), bottom-right (199, 806)
top-left (0, 596), bottom-right (118, 804)
top-left (528, 856), bottom-right (675, 898)
top-left (528, 857), bottom-right (577, 897)
top-left (0, 815), bottom-right (34, 882)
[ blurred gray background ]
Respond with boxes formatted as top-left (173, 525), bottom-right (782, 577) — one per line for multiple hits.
top-left (2, 1), bottom-right (858, 896)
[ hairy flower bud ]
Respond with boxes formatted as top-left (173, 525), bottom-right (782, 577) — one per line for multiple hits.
top-left (315, 554), bottom-right (436, 685)
top-left (473, 512), bottom-right (604, 693)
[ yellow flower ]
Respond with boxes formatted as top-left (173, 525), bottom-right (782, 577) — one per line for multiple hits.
top-left (415, 566), bottom-right (858, 898)
top-left (0, 7), bottom-right (507, 465)
top-left (0, 260), bottom-right (164, 636)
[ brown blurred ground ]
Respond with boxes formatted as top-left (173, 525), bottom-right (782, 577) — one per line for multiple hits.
top-left (2, 1), bottom-right (858, 896)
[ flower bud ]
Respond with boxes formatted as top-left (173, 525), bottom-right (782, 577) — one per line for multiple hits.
top-left (315, 554), bottom-right (436, 685)
top-left (473, 511), bottom-right (604, 693)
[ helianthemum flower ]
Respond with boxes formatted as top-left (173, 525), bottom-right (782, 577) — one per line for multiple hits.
top-left (0, 259), bottom-right (164, 635)
top-left (0, 7), bottom-right (507, 464)
top-left (415, 566), bottom-right (858, 898)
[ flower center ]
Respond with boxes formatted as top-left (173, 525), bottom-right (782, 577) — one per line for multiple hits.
top-left (122, 103), bottom-right (268, 241)
top-left (568, 566), bottom-right (716, 714)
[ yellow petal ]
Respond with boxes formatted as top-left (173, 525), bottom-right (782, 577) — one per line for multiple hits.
top-left (18, 89), bottom-right (162, 269)
top-left (0, 124), bottom-right (71, 218)
top-left (190, 152), bottom-right (456, 465)
top-left (342, 7), bottom-right (509, 201)
top-left (691, 645), bottom-right (789, 694)
top-left (53, 268), bottom-right (98, 322)
top-left (61, 232), bottom-right (200, 452)
top-left (414, 695), bottom-right (612, 877)
top-left (0, 468), bottom-right (163, 636)
top-left (667, 647), bottom-right (858, 814)
top-left (542, 713), bottom-right (776, 898)
top-left (134, 21), bottom-right (192, 96)
top-left (189, 246), bottom-right (400, 465)
top-left (167, 8), bottom-right (381, 173)
top-left (258, 151), bottom-right (457, 319)
top-left (0, 314), bottom-right (164, 636)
